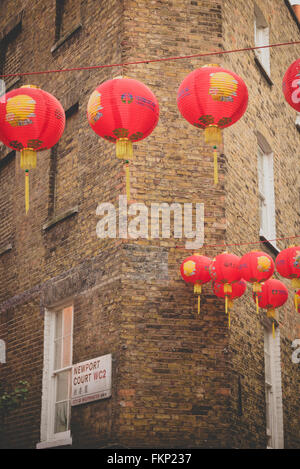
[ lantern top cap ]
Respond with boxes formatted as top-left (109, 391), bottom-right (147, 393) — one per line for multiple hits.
top-left (113, 75), bottom-right (131, 80)
top-left (21, 85), bottom-right (40, 89)
top-left (202, 64), bottom-right (220, 68)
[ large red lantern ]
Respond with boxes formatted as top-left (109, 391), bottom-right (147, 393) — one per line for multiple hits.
top-left (180, 254), bottom-right (212, 314)
top-left (87, 76), bottom-right (159, 200)
top-left (177, 64), bottom-right (248, 184)
top-left (209, 252), bottom-right (241, 315)
top-left (254, 278), bottom-right (288, 337)
top-left (275, 246), bottom-right (300, 311)
top-left (0, 85), bottom-right (65, 213)
top-left (282, 59), bottom-right (300, 112)
top-left (212, 279), bottom-right (246, 328)
top-left (239, 251), bottom-right (275, 314)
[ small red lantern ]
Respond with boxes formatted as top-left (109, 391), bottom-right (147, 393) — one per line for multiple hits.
top-left (177, 64), bottom-right (248, 184)
top-left (212, 279), bottom-right (246, 328)
top-left (254, 278), bottom-right (288, 338)
top-left (239, 251), bottom-right (275, 314)
top-left (282, 59), bottom-right (300, 112)
top-left (87, 76), bottom-right (159, 200)
top-left (0, 85), bottom-right (65, 213)
top-left (275, 246), bottom-right (300, 311)
top-left (209, 252), bottom-right (241, 315)
top-left (180, 254), bottom-right (212, 314)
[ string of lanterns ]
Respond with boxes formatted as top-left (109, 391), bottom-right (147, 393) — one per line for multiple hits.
top-left (0, 59), bottom-right (298, 212)
top-left (180, 246), bottom-right (300, 338)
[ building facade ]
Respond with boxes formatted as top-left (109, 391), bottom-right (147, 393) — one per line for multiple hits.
top-left (0, 0), bottom-right (299, 449)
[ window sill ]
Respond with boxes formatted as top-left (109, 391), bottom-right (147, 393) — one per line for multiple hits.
top-left (259, 235), bottom-right (279, 255)
top-left (51, 23), bottom-right (82, 54)
top-left (5, 75), bottom-right (21, 91)
top-left (0, 243), bottom-right (12, 257)
top-left (43, 206), bottom-right (78, 231)
top-left (36, 435), bottom-right (72, 449)
top-left (254, 56), bottom-right (273, 87)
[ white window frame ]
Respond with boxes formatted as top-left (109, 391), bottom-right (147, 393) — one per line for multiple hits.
top-left (36, 304), bottom-right (73, 449)
top-left (257, 139), bottom-right (276, 246)
top-left (296, 112), bottom-right (300, 130)
top-left (264, 327), bottom-right (284, 449)
top-left (254, 4), bottom-right (270, 77)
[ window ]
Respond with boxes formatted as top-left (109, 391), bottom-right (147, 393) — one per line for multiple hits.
top-left (264, 327), bottom-right (284, 449)
top-left (257, 138), bottom-right (276, 244)
top-left (254, 4), bottom-right (270, 77)
top-left (296, 112), bottom-right (300, 131)
top-left (52, 0), bottom-right (82, 52)
top-left (47, 103), bottom-right (79, 221)
top-left (37, 305), bottom-right (73, 449)
top-left (0, 21), bottom-right (22, 91)
top-left (0, 151), bottom-right (15, 250)
top-left (53, 306), bottom-right (73, 434)
top-left (0, 339), bottom-right (6, 364)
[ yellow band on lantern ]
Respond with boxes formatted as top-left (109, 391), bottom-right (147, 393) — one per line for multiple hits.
top-left (194, 283), bottom-right (202, 295)
top-left (253, 282), bottom-right (262, 293)
top-left (20, 148), bottom-right (37, 170)
top-left (291, 278), bottom-right (300, 289)
top-left (204, 125), bottom-right (222, 146)
top-left (116, 138), bottom-right (133, 160)
top-left (21, 85), bottom-right (40, 89)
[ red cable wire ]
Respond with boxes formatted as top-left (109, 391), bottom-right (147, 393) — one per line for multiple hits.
top-left (0, 40), bottom-right (299, 78)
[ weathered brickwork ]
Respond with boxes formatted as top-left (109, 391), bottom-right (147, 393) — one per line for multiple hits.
top-left (0, 0), bottom-right (299, 449)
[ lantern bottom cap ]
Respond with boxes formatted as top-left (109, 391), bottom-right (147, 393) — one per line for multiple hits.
top-left (20, 148), bottom-right (37, 170)
top-left (204, 125), bottom-right (222, 146)
top-left (116, 138), bottom-right (133, 160)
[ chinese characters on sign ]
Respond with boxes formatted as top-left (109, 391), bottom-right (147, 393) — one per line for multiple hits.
top-left (71, 354), bottom-right (112, 406)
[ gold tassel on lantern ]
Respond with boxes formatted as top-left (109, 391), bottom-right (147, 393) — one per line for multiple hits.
top-left (194, 283), bottom-right (202, 314)
top-left (125, 161), bottom-right (131, 201)
top-left (204, 125), bottom-right (222, 146)
top-left (116, 138), bottom-right (133, 201)
top-left (294, 291), bottom-right (300, 312)
top-left (267, 308), bottom-right (276, 339)
top-left (227, 298), bottom-right (233, 329)
top-left (116, 138), bottom-right (133, 160)
top-left (204, 125), bottom-right (222, 185)
top-left (20, 148), bottom-right (37, 214)
top-left (253, 282), bottom-right (262, 314)
top-left (223, 284), bottom-right (232, 316)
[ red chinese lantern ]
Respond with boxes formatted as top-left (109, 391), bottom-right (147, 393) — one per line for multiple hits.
top-left (209, 252), bottom-right (241, 315)
top-left (87, 76), bottom-right (159, 200)
top-left (177, 64), bottom-right (248, 184)
top-left (275, 246), bottom-right (300, 311)
top-left (282, 58), bottom-right (300, 112)
top-left (0, 85), bottom-right (65, 213)
top-left (212, 279), bottom-right (246, 328)
top-left (180, 254), bottom-right (212, 314)
top-left (254, 278), bottom-right (288, 338)
top-left (239, 251), bottom-right (275, 314)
